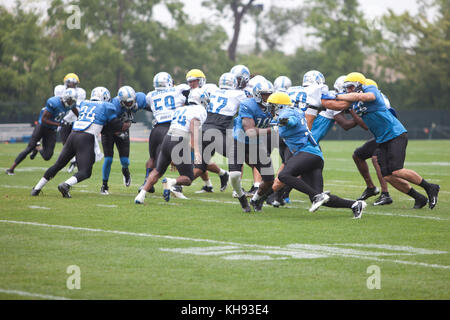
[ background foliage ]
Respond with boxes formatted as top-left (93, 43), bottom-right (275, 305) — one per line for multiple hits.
top-left (0, 0), bottom-right (448, 122)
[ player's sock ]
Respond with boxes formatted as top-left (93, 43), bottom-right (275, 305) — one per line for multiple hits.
top-left (34, 177), bottom-right (49, 190)
top-left (120, 157), bottom-right (130, 168)
top-left (102, 180), bottom-right (108, 187)
top-left (145, 168), bottom-right (152, 178)
top-left (230, 171), bottom-right (244, 198)
top-left (419, 179), bottom-right (432, 191)
top-left (204, 179), bottom-right (213, 187)
top-left (102, 157), bottom-right (113, 182)
top-left (251, 192), bottom-right (262, 202)
top-left (407, 187), bottom-right (424, 200)
top-left (324, 195), bottom-right (354, 209)
top-left (219, 168), bottom-right (227, 176)
top-left (65, 176), bottom-right (78, 186)
top-left (253, 182), bottom-right (260, 189)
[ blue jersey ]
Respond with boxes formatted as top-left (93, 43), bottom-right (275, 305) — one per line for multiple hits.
top-left (353, 85), bottom-right (406, 143)
top-left (38, 96), bottom-right (71, 130)
top-left (310, 114), bottom-right (335, 143)
top-left (72, 100), bottom-right (118, 133)
top-left (278, 108), bottom-right (323, 160)
top-left (111, 92), bottom-right (147, 118)
top-left (233, 98), bottom-right (273, 144)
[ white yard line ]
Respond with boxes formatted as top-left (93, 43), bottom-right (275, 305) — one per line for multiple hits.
top-left (0, 288), bottom-right (71, 300)
top-left (0, 219), bottom-right (448, 270)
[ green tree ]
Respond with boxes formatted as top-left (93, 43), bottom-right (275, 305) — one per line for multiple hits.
top-left (375, 0), bottom-right (449, 109)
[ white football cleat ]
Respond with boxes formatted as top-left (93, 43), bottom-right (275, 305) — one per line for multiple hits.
top-left (135, 190), bottom-right (146, 204)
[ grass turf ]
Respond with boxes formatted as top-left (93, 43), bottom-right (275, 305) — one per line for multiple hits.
top-left (0, 140), bottom-right (448, 299)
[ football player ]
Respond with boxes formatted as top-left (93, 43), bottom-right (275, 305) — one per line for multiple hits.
top-left (324, 72), bottom-right (440, 209)
top-left (140, 72), bottom-right (187, 195)
top-left (229, 79), bottom-right (276, 213)
top-left (192, 72), bottom-right (248, 192)
top-left (100, 86), bottom-right (148, 195)
top-left (31, 87), bottom-right (130, 198)
top-left (134, 87), bottom-right (208, 204)
top-left (350, 79), bottom-right (395, 206)
top-left (269, 92), bottom-right (367, 219)
top-left (6, 88), bottom-right (78, 175)
top-left (287, 70), bottom-right (328, 130)
top-left (56, 73), bottom-right (86, 173)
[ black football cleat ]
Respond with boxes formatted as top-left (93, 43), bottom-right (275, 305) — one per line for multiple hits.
top-left (100, 184), bottom-right (109, 195)
top-left (245, 185), bottom-right (258, 198)
top-left (352, 200), bottom-right (367, 219)
top-left (196, 185), bottom-right (214, 193)
top-left (250, 198), bottom-right (265, 212)
top-left (309, 192), bottom-right (330, 212)
top-left (357, 187), bottom-right (380, 201)
top-left (426, 184), bottom-right (440, 209)
top-left (238, 195), bottom-right (251, 213)
top-left (373, 193), bottom-right (393, 206)
top-left (413, 195), bottom-right (428, 209)
top-left (58, 183), bottom-right (72, 198)
top-left (30, 188), bottom-right (41, 196)
top-left (5, 169), bottom-right (15, 176)
top-left (220, 172), bottom-right (229, 192)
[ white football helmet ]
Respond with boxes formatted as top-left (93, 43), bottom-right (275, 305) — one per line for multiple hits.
top-left (333, 75), bottom-right (347, 94)
top-left (61, 88), bottom-right (78, 107)
top-left (253, 80), bottom-right (274, 108)
top-left (203, 83), bottom-right (219, 95)
top-left (188, 87), bottom-right (209, 108)
top-left (91, 87), bottom-right (111, 102)
top-left (230, 65), bottom-right (251, 89)
top-left (302, 70), bottom-right (325, 87)
top-left (118, 86), bottom-right (137, 109)
top-left (218, 72), bottom-right (238, 90)
top-left (274, 76), bottom-right (292, 92)
top-left (153, 72), bottom-right (173, 90)
top-left (54, 85), bottom-right (65, 97)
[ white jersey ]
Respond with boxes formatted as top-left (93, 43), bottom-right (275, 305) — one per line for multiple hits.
top-left (319, 89), bottom-right (341, 119)
top-left (207, 88), bottom-right (247, 117)
top-left (287, 84), bottom-right (328, 116)
top-left (54, 85), bottom-right (65, 97)
top-left (169, 104), bottom-right (207, 135)
top-left (146, 85), bottom-right (186, 124)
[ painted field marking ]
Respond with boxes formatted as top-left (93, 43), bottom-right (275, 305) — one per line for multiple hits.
top-left (0, 288), bottom-right (71, 300)
top-left (28, 206), bottom-right (51, 210)
top-left (0, 219), bottom-right (448, 269)
top-left (96, 204), bottom-right (118, 208)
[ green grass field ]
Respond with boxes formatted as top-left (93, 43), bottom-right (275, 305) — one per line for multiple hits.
top-left (0, 140), bottom-right (449, 300)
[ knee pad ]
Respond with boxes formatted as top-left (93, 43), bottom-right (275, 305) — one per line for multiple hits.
top-left (120, 157), bottom-right (130, 168)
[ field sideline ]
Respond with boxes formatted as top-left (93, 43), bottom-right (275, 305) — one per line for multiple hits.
top-left (0, 140), bottom-right (449, 300)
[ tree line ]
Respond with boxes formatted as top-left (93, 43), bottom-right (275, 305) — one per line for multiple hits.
top-left (0, 0), bottom-right (448, 123)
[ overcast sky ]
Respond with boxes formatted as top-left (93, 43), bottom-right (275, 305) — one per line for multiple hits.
top-left (1, 0), bottom-right (423, 54)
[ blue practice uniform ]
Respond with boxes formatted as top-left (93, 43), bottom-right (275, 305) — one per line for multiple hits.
top-left (73, 100), bottom-right (118, 133)
top-left (111, 92), bottom-right (147, 122)
top-left (233, 98), bottom-right (273, 144)
top-left (352, 85), bottom-right (406, 144)
top-left (278, 107), bottom-right (323, 160)
top-left (38, 96), bottom-right (71, 130)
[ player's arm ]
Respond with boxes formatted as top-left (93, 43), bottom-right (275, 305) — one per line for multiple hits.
top-left (337, 92), bottom-right (376, 102)
top-left (242, 117), bottom-right (271, 137)
top-left (304, 110), bottom-right (316, 130)
top-left (71, 106), bottom-right (79, 117)
top-left (190, 118), bottom-right (202, 164)
top-left (349, 109), bottom-right (368, 130)
top-left (333, 113), bottom-right (357, 131)
top-left (321, 99), bottom-right (351, 111)
top-left (41, 110), bottom-right (60, 127)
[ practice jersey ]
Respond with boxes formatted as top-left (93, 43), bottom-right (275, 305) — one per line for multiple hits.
top-left (169, 104), bottom-right (207, 135)
top-left (61, 87), bottom-right (86, 123)
top-left (72, 100), bottom-right (118, 136)
top-left (277, 107), bottom-right (323, 159)
top-left (203, 88), bottom-right (247, 133)
top-left (352, 85), bottom-right (406, 144)
top-left (146, 86), bottom-right (186, 124)
top-left (233, 98), bottom-right (273, 144)
top-left (287, 84), bottom-right (328, 114)
top-left (111, 92), bottom-right (147, 123)
top-left (38, 96), bottom-right (71, 130)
